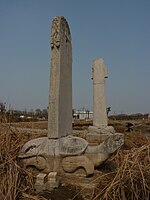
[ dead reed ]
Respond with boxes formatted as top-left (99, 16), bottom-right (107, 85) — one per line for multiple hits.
top-left (0, 124), bottom-right (35, 200)
top-left (0, 122), bottom-right (149, 200)
top-left (93, 134), bottom-right (150, 200)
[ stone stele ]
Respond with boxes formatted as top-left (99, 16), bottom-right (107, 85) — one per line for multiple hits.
top-left (48, 16), bottom-right (72, 139)
top-left (18, 17), bottom-right (124, 190)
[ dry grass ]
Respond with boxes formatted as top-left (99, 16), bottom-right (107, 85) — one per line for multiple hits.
top-left (0, 124), bottom-right (35, 200)
top-left (71, 133), bottom-right (150, 200)
top-left (77, 133), bottom-right (150, 200)
top-left (9, 121), bottom-right (48, 130)
top-left (0, 121), bottom-right (150, 200)
top-left (94, 143), bottom-right (150, 199)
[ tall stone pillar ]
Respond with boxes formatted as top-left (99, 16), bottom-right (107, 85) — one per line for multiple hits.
top-left (92, 58), bottom-right (108, 127)
top-left (89, 58), bottom-right (114, 134)
top-left (48, 16), bottom-right (72, 139)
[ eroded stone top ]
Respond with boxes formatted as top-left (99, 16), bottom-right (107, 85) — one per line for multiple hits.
top-left (51, 16), bottom-right (71, 48)
top-left (92, 58), bottom-right (108, 83)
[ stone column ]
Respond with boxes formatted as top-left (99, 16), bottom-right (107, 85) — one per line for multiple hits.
top-left (92, 58), bottom-right (108, 127)
top-left (48, 16), bottom-right (72, 139)
top-left (88, 58), bottom-right (115, 134)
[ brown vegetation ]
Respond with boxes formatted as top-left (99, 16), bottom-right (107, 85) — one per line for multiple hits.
top-left (94, 134), bottom-right (150, 199)
top-left (0, 124), bottom-right (35, 200)
top-left (0, 121), bottom-right (150, 200)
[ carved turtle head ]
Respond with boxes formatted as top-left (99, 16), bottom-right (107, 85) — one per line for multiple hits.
top-left (104, 133), bottom-right (124, 154)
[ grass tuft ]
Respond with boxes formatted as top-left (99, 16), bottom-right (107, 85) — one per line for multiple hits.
top-left (0, 124), bottom-right (35, 200)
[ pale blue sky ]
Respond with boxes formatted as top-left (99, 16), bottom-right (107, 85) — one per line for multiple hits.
top-left (0, 0), bottom-right (150, 114)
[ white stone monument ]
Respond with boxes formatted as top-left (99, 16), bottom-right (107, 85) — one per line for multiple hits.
top-left (48, 16), bottom-right (72, 139)
top-left (92, 58), bottom-right (108, 127)
top-left (19, 17), bottom-right (124, 186)
top-left (88, 58), bottom-right (114, 134)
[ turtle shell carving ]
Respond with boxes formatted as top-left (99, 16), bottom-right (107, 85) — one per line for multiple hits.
top-left (59, 136), bottom-right (88, 156)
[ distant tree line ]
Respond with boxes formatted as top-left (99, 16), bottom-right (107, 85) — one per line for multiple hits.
top-left (0, 102), bottom-right (48, 122)
top-left (109, 113), bottom-right (149, 121)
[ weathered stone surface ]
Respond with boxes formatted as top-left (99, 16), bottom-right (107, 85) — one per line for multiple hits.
top-left (102, 133), bottom-right (124, 154)
top-left (89, 58), bottom-right (115, 135)
top-left (85, 133), bottom-right (112, 145)
top-left (88, 125), bottom-right (115, 135)
top-left (48, 16), bottom-right (72, 139)
top-left (35, 173), bottom-right (46, 193)
top-left (35, 172), bottom-right (60, 193)
top-left (46, 172), bottom-right (60, 190)
top-left (19, 133), bottom-right (124, 176)
top-left (62, 133), bottom-right (124, 175)
top-left (62, 155), bottom-right (94, 176)
top-left (59, 136), bottom-right (88, 156)
top-left (19, 136), bottom-right (88, 157)
top-left (20, 155), bottom-right (47, 171)
top-left (92, 58), bottom-right (108, 127)
top-left (19, 137), bottom-right (58, 156)
top-left (86, 133), bottom-right (124, 154)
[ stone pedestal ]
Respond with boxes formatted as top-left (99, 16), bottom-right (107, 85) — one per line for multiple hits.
top-left (46, 172), bottom-right (60, 190)
top-left (88, 125), bottom-right (115, 135)
top-left (35, 172), bottom-right (60, 193)
top-left (35, 173), bottom-right (46, 193)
